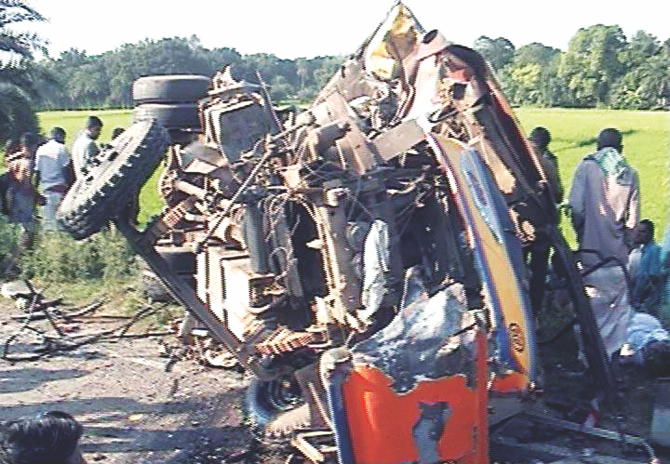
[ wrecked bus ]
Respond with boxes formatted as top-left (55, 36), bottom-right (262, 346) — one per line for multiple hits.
top-left (57, 3), bottom-right (658, 463)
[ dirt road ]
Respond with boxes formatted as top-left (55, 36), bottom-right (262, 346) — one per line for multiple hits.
top-left (0, 308), bottom-right (286, 464)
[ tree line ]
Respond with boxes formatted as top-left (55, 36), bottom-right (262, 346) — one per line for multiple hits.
top-left (1, 1), bottom-right (669, 145)
top-left (34, 36), bottom-right (343, 110)
top-left (33, 28), bottom-right (670, 111)
top-left (476, 28), bottom-right (670, 110)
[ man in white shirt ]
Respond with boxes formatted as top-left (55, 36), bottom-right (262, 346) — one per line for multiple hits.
top-left (71, 116), bottom-right (103, 178)
top-left (35, 127), bottom-right (73, 231)
top-left (569, 128), bottom-right (640, 359)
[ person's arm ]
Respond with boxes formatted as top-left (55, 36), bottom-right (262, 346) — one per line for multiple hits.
top-left (60, 146), bottom-right (75, 188)
top-left (568, 161), bottom-right (587, 237)
top-left (87, 140), bottom-right (100, 160)
top-left (624, 171), bottom-right (641, 250)
top-left (64, 162), bottom-right (75, 188)
top-left (71, 140), bottom-right (82, 177)
top-left (33, 154), bottom-right (41, 190)
top-left (648, 245), bottom-right (663, 280)
top-left (553, 157), bottom-right (565, 204)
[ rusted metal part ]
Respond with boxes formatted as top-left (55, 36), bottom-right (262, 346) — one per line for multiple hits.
top-left (114, 217), bottom-right (280, 379)
top-left (255, 328), bottom-right (326, 356)
top-left (143, 197), bottom-right (198, 244)
top-left (295, 362), bottom-right (331, 430)
top-left (491, 412), bottom-right (658, 464)
top-left (310, 91), bottom-right (380, 173)
top-left (312, 180), bottom-right (362, 326)
top-left (290, 431), bottom-right (337, 464)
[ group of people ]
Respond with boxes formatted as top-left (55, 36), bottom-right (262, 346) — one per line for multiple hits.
top-left (0, 116), bottom-right (123, 246)
top-left (528, 125), bottom-right (669, 374)
top-left (1, 122), bottom-right (667, 461)
top-left (0, 117), bottom-right (124, 463)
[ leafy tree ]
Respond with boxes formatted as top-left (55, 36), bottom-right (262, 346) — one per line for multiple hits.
top-left (0, 83), bottom-right (39, 143)
top-left (269, 75), bottom-right (291, 101)
top-left (0, 0), bottom-right (45, 57)
top-left (611, 36), bottom-right (670, 110)
top-left (0, 0), bottom-right (47, 144)
top-left (513, 42), bottom-right (560, 68)
top-left (621, 31), bottom-right (661, 68)
top-left (558, 24), bottom-right (627, 107)
top-left (473, 36), bottom-right (515, 71)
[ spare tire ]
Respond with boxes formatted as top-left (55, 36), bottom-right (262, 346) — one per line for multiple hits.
top-left (57, 119), bottom-right (169, 239)
top-left (133, 75), bottom-right (210, 104)
top-left (134, 103), bottom-right (200, 130)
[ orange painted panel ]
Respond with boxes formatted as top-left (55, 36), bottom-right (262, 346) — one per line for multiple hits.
top-left (343, 333), bottom-right (488, 464)
top-left (490, 371), bottom-right (528, 394)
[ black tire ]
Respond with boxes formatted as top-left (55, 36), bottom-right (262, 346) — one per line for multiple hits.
top-left (57, 119), bottom-right (169, 239)
top-left (132, 75), bottom-right (210, 104)
top-left (134, 103), bottom-right (200, 130)
top-left (245, 377), bottom-right (303, 429)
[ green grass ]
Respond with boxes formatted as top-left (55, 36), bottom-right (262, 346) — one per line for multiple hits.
top-left (38, 108), bottom-right (670, 240)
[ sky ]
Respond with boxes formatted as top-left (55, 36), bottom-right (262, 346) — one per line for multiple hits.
top-left (27, 0), bottom-right (670, 60)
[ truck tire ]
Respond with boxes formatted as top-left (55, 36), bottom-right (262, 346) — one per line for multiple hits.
top-left (134, 103), bottom-right (200, 130)
top-left (57, 119), bottom-right (169, 239)
top-left (245, 377), bottom-right (306, 433)
top-left (132, 75), bottom-right (210, 104)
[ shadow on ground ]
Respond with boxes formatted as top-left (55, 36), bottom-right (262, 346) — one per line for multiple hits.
top-left (0, 366), bottom-right (88, 394)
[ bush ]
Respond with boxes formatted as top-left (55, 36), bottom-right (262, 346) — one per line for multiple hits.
top-left (0, 83), bottom-right (40, 147)
top-left (20, 227), bottom-right (137, 283)
top-left (0, 215), bottom-right (22, 277)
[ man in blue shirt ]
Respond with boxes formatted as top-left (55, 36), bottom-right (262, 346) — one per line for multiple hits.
top-left (629, 219), bottom-right (663, 311)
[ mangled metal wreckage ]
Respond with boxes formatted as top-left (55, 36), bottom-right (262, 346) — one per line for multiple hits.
top-left (56, 4), bottom-right (655, 464)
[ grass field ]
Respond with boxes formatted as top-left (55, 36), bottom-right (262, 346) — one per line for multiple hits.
top-left (38, 107), bottom-right (670, 239)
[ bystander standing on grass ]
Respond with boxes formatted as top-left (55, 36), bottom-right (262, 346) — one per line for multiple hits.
top-left (2, 134), bottom-right (44, 250)
top-left (34, 127), bottom-right (74, 231)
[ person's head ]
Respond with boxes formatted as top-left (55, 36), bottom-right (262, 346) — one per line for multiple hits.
top-left (529, 126), bottom-right (551, 151)
top-left (110, 128), bottom-right (124, 141)
top-left (597, 128), bottom-right (623, 153)
top-left (4, 139), bottom-right (20, 156)
top-left (635, 219), bottom-right (655, 245)
top-left (644, 340), bottom-right (670, 378)
top-left (19, 133), bottom-right (39, 158)
top-left (0, 411), bottom-right (86, 464)
top-left (51, 127), bottom-right (66, 144)
top-left (85, 116), bottom-right (103, 140)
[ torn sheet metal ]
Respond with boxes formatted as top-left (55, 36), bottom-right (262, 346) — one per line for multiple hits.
top-left (353, 271), bottom-right (479, 393)
top-left (320, 285), bottom-right (488, 464)
top-left (430, 135), bottom-right (537, 390)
